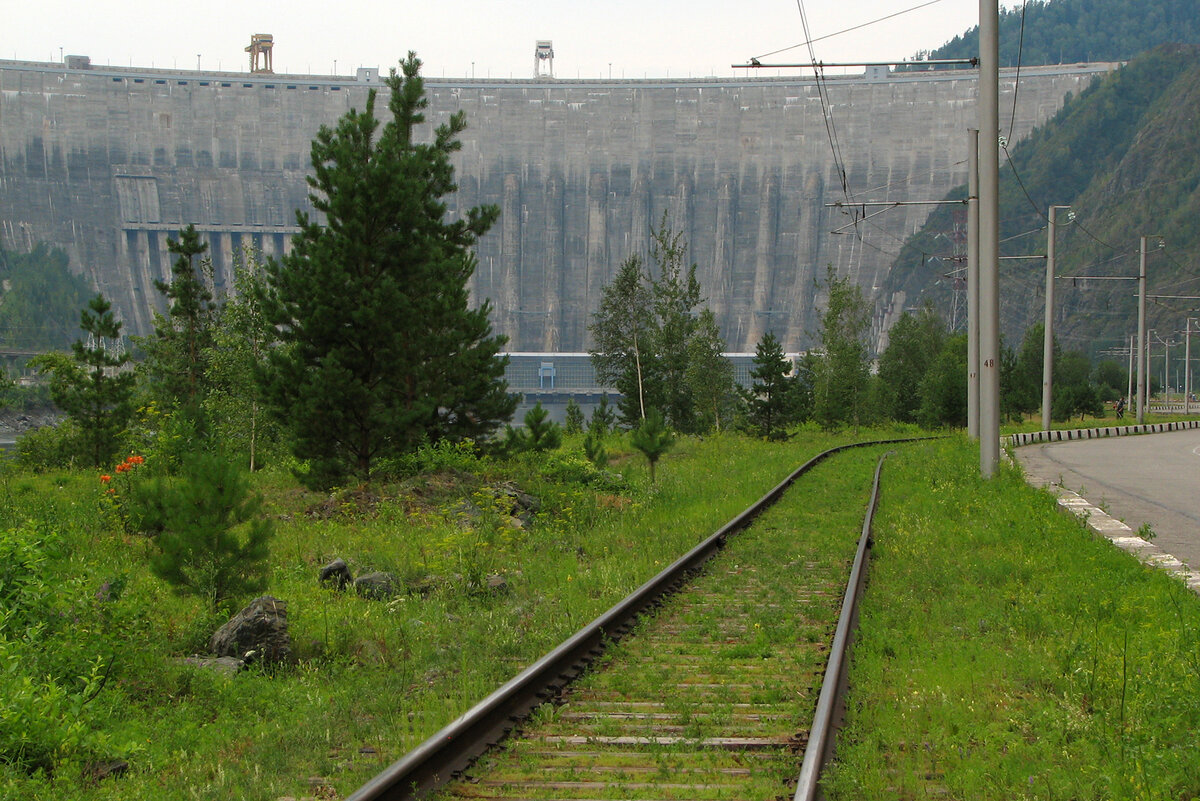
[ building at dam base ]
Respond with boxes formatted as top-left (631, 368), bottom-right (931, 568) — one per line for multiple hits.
top-left (0, 58), bottom-right (1114, 353)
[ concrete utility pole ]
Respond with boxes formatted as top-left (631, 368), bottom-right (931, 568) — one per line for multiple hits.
top-left (1041, 205), bottom-right (1070, 431)
top-left (978, 0), bottom-right (1001, 476)
top-left (1137, 236), bottom-right (1148, 423)
top-left (1127, 333), bottom-right (1135, 412)
top-left (1186, 319), bottom-right (1195, 415)
top-left (967, 129), bottom-right (981, 440)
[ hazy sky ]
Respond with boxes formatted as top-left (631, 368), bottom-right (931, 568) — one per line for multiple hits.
top-left (6, 0), bottom-right (985, 79)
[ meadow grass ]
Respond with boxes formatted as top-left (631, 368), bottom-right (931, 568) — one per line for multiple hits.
top-left (1000, 408), bottom-right (1195, 435)
top-left (0, 426), bottom-right (897, 800)
top-left (823, 435), bottom-right (1200, 801)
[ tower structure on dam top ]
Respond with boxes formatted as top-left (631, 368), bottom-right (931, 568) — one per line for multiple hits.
top-left (0, 57), bottom-right (1115, 353)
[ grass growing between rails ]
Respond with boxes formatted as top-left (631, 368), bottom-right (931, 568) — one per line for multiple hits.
top-left (0, 426), bottom-right (908, 800)
top-left (824, 436), bottom-right (1200, 801)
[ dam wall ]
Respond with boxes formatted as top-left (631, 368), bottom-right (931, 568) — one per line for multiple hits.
top-left (0, 59), bottom-right (1114, 351)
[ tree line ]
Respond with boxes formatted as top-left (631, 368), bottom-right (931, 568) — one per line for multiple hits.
top-left (25, 49), bottom-right (1133, 521)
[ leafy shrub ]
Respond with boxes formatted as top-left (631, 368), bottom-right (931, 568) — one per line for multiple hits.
top-left (124, 403), bottom-right (198, 471)
top-left (0, 524), bottom-right (113, 773)
top-left (14, 421), bottom-right (82, 473)
top-left (0, 648), bottom-right (113, 774)
top-left (535, 450), bottom-right (627, 492)
top-left (378, 438), bottom-right (484, 478)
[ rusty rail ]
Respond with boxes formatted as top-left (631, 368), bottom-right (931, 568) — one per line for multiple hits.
top-left (348, 439), bottom-right (917, 801)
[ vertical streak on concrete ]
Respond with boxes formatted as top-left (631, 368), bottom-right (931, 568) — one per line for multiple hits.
top-left (747, 171), bottom-right (780, 345)
top-left (218, 232), bottom-right (234, 283)
top-left (543, 174), bottom-right (564, 352)
top-left (630, 173), bottom-right (650, 259)
top-left (500, 173), bottom-right (522, 345)
top-left (585, 172), bottom-right (609, 349)
top-left (117, 229), bottom-right (144, 334)
top-left (711, 177), bottom-right (735, 337)
top-left (792, 170), bottom-right (824, 346)
top-left (670, 171), bottom-right (695, 272)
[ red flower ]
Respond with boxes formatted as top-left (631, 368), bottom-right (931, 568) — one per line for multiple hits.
top-left (100, 474), bottom-right (112, 483)
top-left (115, 464), bottom-right (128, 474)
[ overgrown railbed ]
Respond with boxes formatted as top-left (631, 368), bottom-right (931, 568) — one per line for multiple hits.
top-left (825, 436), bottom-right (1200, 800)
top-left (0, 429), bottom-right (879, 800)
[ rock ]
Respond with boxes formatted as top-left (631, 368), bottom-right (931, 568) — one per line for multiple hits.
top-left (354, 571), bottom-right (398, 600)
top-left (319, 558), bottom-right (352, 590)
top-left (407, 575), bottom-right (440, 596)
top-left (485, 574), bottom-right (509, 594)
top-left (179, 655), bottom-right (245, 675)
top-left (489, 481), bottom-right (541, 518)
top-left (210, 596), bottom-right (290, 664)
top-left (84, 758), bottom-right (129, 782)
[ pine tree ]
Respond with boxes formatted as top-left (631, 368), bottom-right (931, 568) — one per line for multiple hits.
top-left (504, 402), bottom-right (562, 453)
top-left (630, 409), bottom-right (675, 483)
top-left (142, 225), bottom-right (216, 416)
top-left (564, 398), bottom-right (585, 435)
top-left (147, 451), bottom-right (273, 613)
top-left (260, 53), bottom-right (515, 488)
top-left (744, 331), bottom-right (794, 440)
top-left (30, 294), bottom-right (135, 467)
top-left (589, 393), bottom-right (616, 438)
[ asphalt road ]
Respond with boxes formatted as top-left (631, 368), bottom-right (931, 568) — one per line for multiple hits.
top-left (1015, 428), bottom-right (1200, 570)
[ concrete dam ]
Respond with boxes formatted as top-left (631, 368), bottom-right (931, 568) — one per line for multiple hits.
top-left (0, 58), bottom-right (1114, 353)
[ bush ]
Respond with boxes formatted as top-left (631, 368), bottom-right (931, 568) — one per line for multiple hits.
top-left (376, 438), bottom-right (485, 478)
top-left (14, 421), bottom-right (82, 473)
top-left (0, 523), bottom-right (112, 773)
top-left (535, 450), bottom-right (627, 492)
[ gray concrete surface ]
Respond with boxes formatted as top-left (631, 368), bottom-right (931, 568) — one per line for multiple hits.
top-left (0, 59), bottom-right (1112, 351)
top-left (1015, 428), bottom-right (1200, 578)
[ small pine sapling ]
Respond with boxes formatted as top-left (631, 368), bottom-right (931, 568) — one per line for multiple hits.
top-left (589, 393), bottom-right (615, 438)
top-left (147, 451), bottom-right (274, 612)
top-left (564, 398), bottom-right (585, 435)
top-left (630, 409), bottom-right (675, 483)
top-left (583, 430), bottom-right (608, 467)
top-left (504, 402), bottom-right (563, 453)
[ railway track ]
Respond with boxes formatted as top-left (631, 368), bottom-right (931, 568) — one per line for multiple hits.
top-left (350, 441), bottom-right (909, 801)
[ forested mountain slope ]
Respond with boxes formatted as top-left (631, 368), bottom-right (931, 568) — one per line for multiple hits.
top-left (926, 0), bottom-right (1199, 66)
top-left (882, 44), bottom-right (1200, 357)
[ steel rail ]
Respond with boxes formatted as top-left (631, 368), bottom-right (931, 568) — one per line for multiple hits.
top-left (348, 438), bottom-right (919, 801)
top-left (794, 451), bottom-right (890, 801)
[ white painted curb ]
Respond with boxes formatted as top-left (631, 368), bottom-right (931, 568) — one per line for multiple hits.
top-left (1003, 418), bottom-right (1200, 448)
top-left (1010, 422), bottom-right (1200, 594)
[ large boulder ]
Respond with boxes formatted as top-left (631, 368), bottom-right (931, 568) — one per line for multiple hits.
top-left (210, 596), bottom-right (290, 664)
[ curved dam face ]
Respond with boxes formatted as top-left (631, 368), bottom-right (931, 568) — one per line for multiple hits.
top-left (0, 59), bottom-right (1112, 352)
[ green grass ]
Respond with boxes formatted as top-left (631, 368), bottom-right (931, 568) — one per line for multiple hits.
top-left (824, 435), bottom-right (1200, 801)
top-left (1000, 407), bottom-right (1197, 434)
top-left (0, 427), bottom-right (898, 800)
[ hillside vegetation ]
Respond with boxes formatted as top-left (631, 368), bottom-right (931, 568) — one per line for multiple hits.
top-left (883, 44), bottom-right (1200, 358)
top-left (925, 0), bottom-right (1199, 66)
